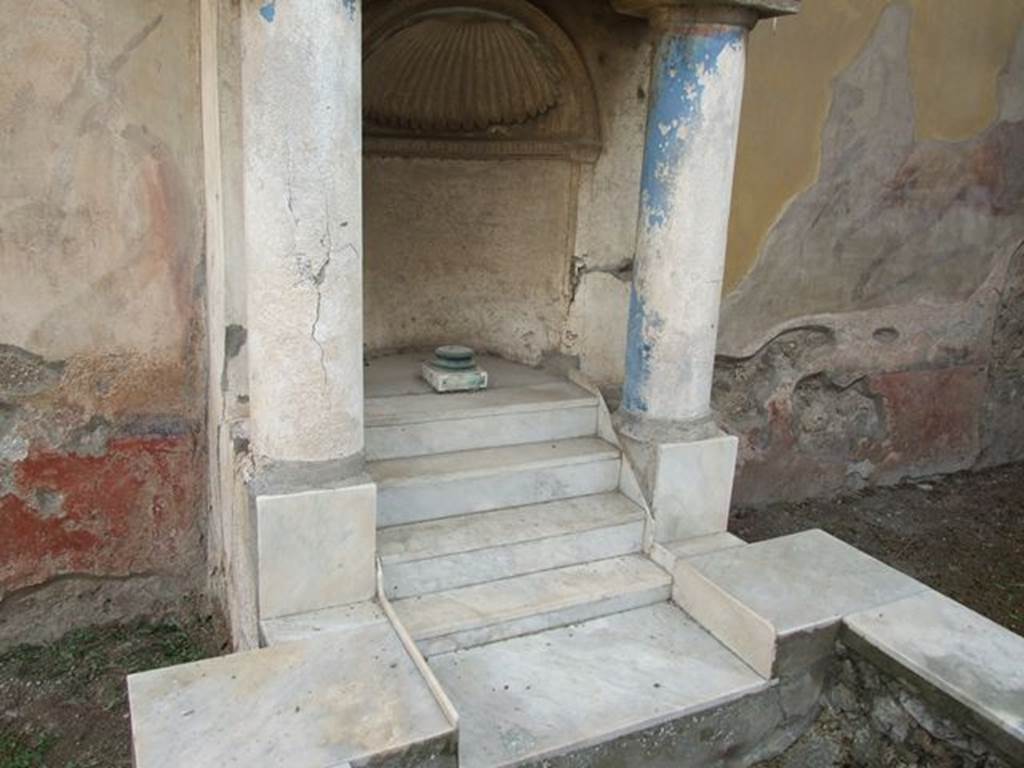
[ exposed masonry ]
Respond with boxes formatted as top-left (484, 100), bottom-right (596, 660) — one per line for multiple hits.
top-left (568, 256), bottom-right (633, 307)
top-left (768, 644), bottom-right (1014, 768)
top-left (980, 241), bottom-right (1024, 467)
top-left (0, 344), bottom-right (65, 399)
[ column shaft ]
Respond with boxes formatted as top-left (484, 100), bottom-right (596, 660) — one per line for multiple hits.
top-left (622, 18), bottom-right (748, 429)
top-left (241, 0), bottom-right (364, 467)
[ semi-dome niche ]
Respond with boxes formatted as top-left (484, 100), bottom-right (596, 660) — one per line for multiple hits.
top-left (363, 0), bottom-right (601, 161)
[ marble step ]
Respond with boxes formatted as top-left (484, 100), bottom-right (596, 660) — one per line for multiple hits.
top-left (391, 555), bottom-right (671, 657)
top-left (366, 381), bottom-right (599, 460)
top-left (429, 602), bottom-right (771, 768)
top-left (671, 529), bottom-right (927, 677)
top-left (128, 613), bottom-right (456, 768)
top-left (379, 493), bottom-right (646, 599)
top-left (371, 437), bottom-right (621, 528)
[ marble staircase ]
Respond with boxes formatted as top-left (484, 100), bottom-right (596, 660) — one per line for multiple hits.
top-left (367, 367), bottom-right (670, 656)
top-left (359, 361), bottom-right (776, 765)
top-left (127, 357), bottom-right (1024, 768)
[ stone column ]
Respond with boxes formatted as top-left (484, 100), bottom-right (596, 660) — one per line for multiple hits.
top-left (613, 0), bottom-right (799, 539)
top-left (240, 0), bottom-right (376, 623)
top-left (242, 0), bottom-right (364, 478)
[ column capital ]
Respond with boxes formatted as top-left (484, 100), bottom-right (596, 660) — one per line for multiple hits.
top-left (613, 0), bottom-right (799, 28)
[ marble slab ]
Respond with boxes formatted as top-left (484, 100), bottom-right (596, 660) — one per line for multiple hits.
top-left (257, 481), bottom-right (377, 620)
top-left (128, 621), bottom-right (455, 768)
top-left (428, 602), bottom-right (768, 768)
top-left (650, 434), bottom-right (738, 541)
top-left (844, 590), bottom-right (1024, 763)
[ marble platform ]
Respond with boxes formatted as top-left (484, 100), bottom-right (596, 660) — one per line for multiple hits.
top-left (128, 618), bottom-right (455, 768)
top-left (428, 602), bottom-right (769, 768)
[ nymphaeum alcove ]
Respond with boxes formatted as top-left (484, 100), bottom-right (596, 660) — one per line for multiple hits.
top-left (362, 0), bottom-right (601, 364)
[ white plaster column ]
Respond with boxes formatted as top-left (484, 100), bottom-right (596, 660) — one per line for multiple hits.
top-left (241, 0), bottom-right (364, 474)
top-left (240, 1), bottom-right (377, 624)
top-left (613, 0), bottom-right (800, 539)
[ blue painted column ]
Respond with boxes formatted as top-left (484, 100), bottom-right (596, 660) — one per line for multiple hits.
top-left (619, 6), bottom-right (754, 438)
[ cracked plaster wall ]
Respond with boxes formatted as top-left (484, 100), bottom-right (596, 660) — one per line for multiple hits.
top-left (0, 0), bottom-right (207, 646)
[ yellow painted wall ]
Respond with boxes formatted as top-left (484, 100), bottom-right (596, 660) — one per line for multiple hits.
top-left (725, 0), bottom-right (1024, 293)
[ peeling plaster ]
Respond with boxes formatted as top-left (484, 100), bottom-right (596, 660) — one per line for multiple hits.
top-left (726, 0), bottom-right (1024, 292)
top-left (0, 0), bottom-right (206, 628)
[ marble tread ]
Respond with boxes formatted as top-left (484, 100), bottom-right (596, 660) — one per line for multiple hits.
top-left (379, 493), bottom-right (645, 598)
top-left (365, 353), bottom-right (567, 398)
top-left (379, 492), bottom-right (643, 563)
top-left (651, 531), bottom-right (745, 572)
top-left (392, 555), bottom-right (671, 656)
top-left (673, 529), bottom-right (928, 676)
top-left (372, 438), bottom-right (621, 527)
top-left (369, 437), bottom-right (618, 486)
top-left (366, 381), bottom-right (597, 426)
top-left (844, 590), bottom-right (1024, 762)
top-left (665, 531), bottom-right (746, 559)
top-left (128, 619), bottom-right (454, 768)
top-left (365, 385), bottom-right (598, 460)
top-left (260, 600), bottom-right (387, 646)
top-left (428, 602), bottom-right (769, 768)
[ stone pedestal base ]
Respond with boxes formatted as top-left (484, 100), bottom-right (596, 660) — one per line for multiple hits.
top-left (422, 363), bottom-right (489, 393)
top-left (256, 479), bottom-right (377, 620)
top-left (619, 428), bottom-right (738, 542)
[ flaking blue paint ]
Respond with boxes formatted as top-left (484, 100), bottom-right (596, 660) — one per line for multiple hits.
top-left (623, 283), bottom-right (663, 413)
top-left (341, 0), bottom-right (357, 20)
top-left (259, 1), bottom-right (276, 22)
top-left (639, 28), bottom-right (744, 231)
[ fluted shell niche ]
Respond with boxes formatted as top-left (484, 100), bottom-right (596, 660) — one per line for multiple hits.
top-left (363, 1), bottom-right (600, 160)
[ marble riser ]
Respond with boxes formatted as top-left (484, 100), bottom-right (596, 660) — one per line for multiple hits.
top-left (366, 405), bottom-right (598, 461)
top-left (392, 556), bottom-right (671, 657)
top-left (382, 519), bottom-right (645, 599)
top-left (377, 458), bottom-right (622, 527)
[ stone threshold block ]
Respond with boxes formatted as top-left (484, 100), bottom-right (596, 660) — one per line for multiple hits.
top-left (672, 529), bottom-right (928, 677)
top-left (127, 617), bottom-right (457, 768)
top-left (843, 590), bottom-right (1024, 765)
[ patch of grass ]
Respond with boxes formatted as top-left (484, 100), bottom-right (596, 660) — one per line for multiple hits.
top-left (0, 619), bottom-right (209, 699)
top-left (0, 731), bottom-right (53, 768)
